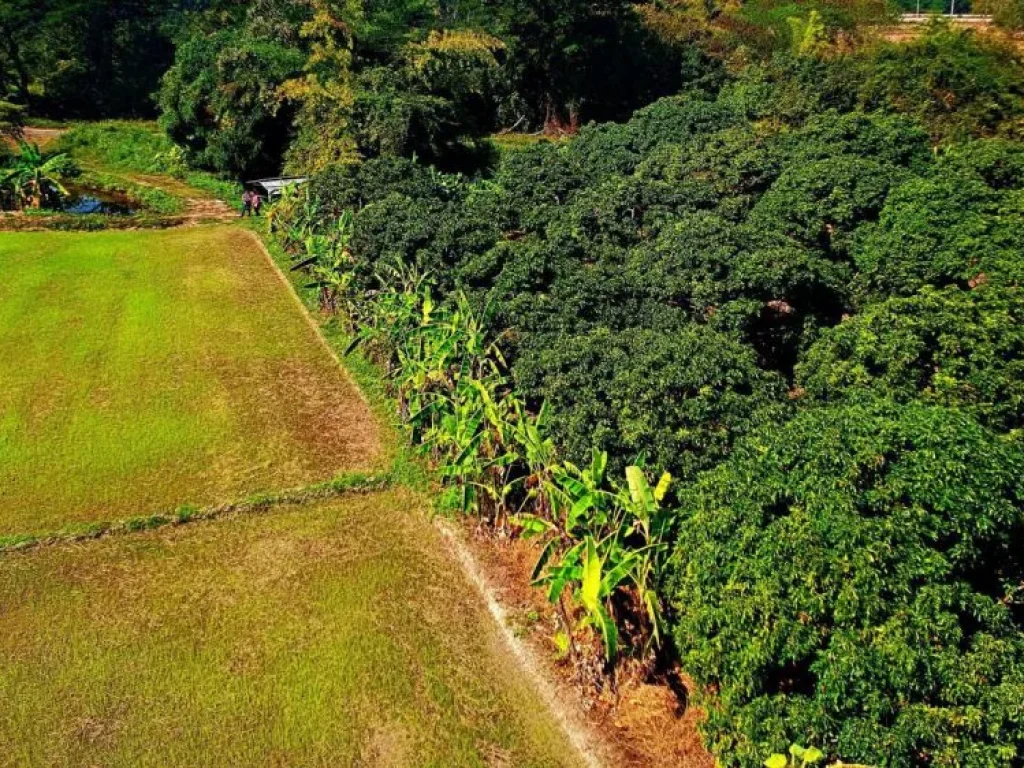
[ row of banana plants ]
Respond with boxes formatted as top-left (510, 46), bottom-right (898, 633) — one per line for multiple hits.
top-left (269, 187), bottom-right (673, 681)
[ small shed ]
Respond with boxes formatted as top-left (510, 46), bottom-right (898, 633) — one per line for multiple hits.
top-left (246, 177), bottom-right (309, 201)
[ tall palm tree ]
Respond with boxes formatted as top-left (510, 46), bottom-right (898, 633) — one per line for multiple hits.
top-left (1, 141), bottom-right (75, 209)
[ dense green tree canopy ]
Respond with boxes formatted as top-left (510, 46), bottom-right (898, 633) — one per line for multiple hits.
top-left (513, 326), bottom-right (788, 480)
top-left (159, 29), bottom-right (303, 176)
top-left (668, 401), bottom-right (1024, 766)
top-left (0, 0), bottom-right (195, 117)
top-left (282, 42), bottom-right (1024, 760)
top-left (797, 286), bottom-right (1024, 433)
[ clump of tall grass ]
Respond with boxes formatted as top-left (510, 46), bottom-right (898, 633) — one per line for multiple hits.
top-left (57, 121), bottom-right (178, 173)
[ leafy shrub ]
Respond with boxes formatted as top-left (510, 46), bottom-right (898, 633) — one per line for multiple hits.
top-left (853, 172), bottom-right (1024, 298)
top-left (797, 286), bottom-right (1024, 433)
top-left (782, 111), bottom-right (932, 170)
top-left (858, 24), bottom-right (1024, 141)
top-left (668, 400), bottom-right (1024, 767)
top-left (938, 138), bottom-right (1024, 190)
top-left (715, 56), bottom-right (862, 124)
top-left (749, 155), bottom-right (905, 257)
top-left (568, 95), bottom-right (743, 182)
top-left (513, 326), bottom-right (788, 481)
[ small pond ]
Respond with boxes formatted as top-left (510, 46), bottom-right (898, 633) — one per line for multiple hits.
top-left (55, 184), bottom-right (138, 215)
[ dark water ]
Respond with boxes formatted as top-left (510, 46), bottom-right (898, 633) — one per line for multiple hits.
top-left (56, 185), bottom-right (138, 215)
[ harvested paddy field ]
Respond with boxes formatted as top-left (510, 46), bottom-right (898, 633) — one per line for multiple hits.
top-left (0, 226), bottom-right (380, 538)
top-left (0, 490), bottom-right (578, 768)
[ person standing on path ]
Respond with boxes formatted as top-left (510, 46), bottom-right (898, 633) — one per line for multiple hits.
top-left (252, 193), bottom-right (263, 216)
top-left (240, 189), bottom-right (253, 217)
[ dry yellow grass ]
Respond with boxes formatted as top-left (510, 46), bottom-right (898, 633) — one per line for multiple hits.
top-left (0, 490), bottom-right (579, 767)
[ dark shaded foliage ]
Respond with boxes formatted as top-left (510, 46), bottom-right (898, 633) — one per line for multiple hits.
top-left (158, 29), bottom-right (302, 176)
top-left (513, 326), bottom-right (788, 481)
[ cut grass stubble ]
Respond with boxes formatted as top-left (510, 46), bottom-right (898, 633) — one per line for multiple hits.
top-left (0, 227), bottom-right (381, 538)
top-left (0, 491), bottom-right (578, 767)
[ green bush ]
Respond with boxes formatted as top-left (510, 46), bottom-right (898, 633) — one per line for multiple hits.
top-left (782, 111), bottom-right (932, 170)
top-left (276, 76), bottom-right (1024, 768)
top-left (939, 138), bottom-right (1024, 190)
top-left (797, 286), bottom-right (1024, 433)
top-left (668, 400), bottom-right (1024, 767)
top-left (858, 25), bottom-right (1024, 141)
top-left (513, 326), bottom-right (788, 481)
top-left (158, 30), bottom-right (302, 177)
top-left (748, 155), bottom-right (906, 257)
top-left (853, 172), bottom-right (1024, 298)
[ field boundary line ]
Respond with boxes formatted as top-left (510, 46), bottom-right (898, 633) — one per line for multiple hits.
top-left (242, 227), bottom-right (375, 412)
top-left (436, 518), bottom-right (609, 768)
top-left (0, 472), bottom-right (393, 554)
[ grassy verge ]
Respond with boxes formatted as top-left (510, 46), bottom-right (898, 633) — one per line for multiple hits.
top-left (0, 227), bottom-right (381, 537)
top-left (248, 223), bottom-right (428, 491)
top-left (55, 121), bottom-right (242, 202)
top-left (0, 211), bottom-right (183, 231)
top-left (0, 490), bottom-right (578, 768)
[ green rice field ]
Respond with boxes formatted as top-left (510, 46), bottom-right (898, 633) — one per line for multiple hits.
top-left (0, 227), bottom-right (380, 538)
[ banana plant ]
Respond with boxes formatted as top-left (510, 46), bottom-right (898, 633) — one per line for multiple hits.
top-left (501, 399), bottom-right (558, 518)
top-left (523, 455), bottom-right (673, 664)
top-left (1, 141), bottom-right (76, 209)
top-left (346, 259), bottom-right (431, 370)
top-left (765, 745), bottom-right (826, 768)
top-left (271, 184), bottom-right (323, 251)
top-left (292, 210), bottom-right (354, 313)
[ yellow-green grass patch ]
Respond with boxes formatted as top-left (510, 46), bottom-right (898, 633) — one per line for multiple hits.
top-left (0, 490), bottom-right (578, 767)
top-left (0, 227), bottom-right (380, 537)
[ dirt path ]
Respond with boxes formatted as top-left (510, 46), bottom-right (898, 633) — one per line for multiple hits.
top-left (180, 197), bottom-right (237, 224)
top-left (22, 126), bottom-right (67, 149)
top-left (98, 170), bottom-right (238, 224)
